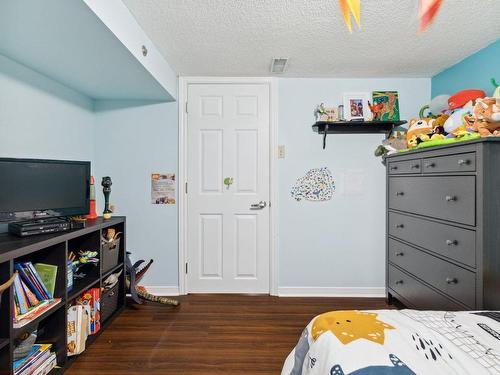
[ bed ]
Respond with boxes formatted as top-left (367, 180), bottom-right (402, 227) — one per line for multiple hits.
top-left (282, 309), bottom-right (500, 375)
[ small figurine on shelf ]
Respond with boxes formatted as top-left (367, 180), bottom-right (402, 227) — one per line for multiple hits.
top-left (314, 103), bottom-right (338, 122)
top-left (69, 250), bottom-right (99, 279)
top-left (101, 176), bottom-right (113, 220)
top-left (368, 100), bottom-right (384, 121)
top-left (86, 176), bottom-right (98, 220)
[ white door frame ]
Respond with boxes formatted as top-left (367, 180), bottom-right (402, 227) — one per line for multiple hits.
top-left (178, 76), bottom-right (279, 295)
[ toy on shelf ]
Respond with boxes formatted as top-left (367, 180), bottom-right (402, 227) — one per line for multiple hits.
top-left (419, 94), bottom-right (450, 118)
top-left (86, 176), bottom-right (97, 220)
top-left (101, 228), bottom-right (122, 250)
top-left (314, 103), bottom-right (338, 122)
top-left (368, 100), bottom-right (384, 121)
top-left (443, 107), bottom-right (475, 138)
top-left (103, 270), bottom-right (122, 290)
top-left (473, 97), bottom-right (500, 137)
top-left (101, 176), bottom-right (113, 220)
top-left (448, 89), bottom-right (486, 111)
top-left (374, 129), bottom-right (407, 158)
top-left (492, 78), bottom-right (500, 99)
top-left (69, 250), bottom-right (99, 278)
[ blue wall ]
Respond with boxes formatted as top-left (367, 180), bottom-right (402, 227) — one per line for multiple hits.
top-left (93, 101), bottom-right (179, 287)
top-left (432, 40), bottom-right (500, 97)
top-left (278, 78), bottom-right (430, 292)
top-left (0, 54), bottom-right (96, 233)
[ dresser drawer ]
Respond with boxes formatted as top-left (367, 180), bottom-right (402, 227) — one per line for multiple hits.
top-left (423, 152), bottom-right (476, 174)
top-left (388, 239), bottom-right (476, 308)
top-left (388, 159), bottom-right (422, 175)
top-left (389, 176), bottom-right (476, 225)
top-left (388, 212), bottom-right (476, 267)
top-left (388, 265), bottom-right (463, 310)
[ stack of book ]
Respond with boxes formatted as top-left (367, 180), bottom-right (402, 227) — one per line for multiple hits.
top-left (13, 262), bottom-right (60, 329)
top-left (13, 344), bottom-right (56, 375)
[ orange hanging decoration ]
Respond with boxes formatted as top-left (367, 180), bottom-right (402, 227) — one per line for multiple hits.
top-left (338, 0), bottom-right (361, 33)
top-left (419, 0), bottom-right (444, 33)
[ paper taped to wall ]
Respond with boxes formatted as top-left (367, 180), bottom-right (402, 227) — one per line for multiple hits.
top-left (151, 173), bottom-right (176, 204)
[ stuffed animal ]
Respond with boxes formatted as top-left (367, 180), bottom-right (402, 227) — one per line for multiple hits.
top-left (448, 89), bottom-right (486, 111)
top-left (406, 118), bottom-right (435, 148)
top-left (419, 95), bottom-right (450, 118)
top-left (473, 97), bottom-right (500, 136)
top-left (444, 107), bottom-right (475, 137)
top-left (492, 78), bottom-right (500, 99)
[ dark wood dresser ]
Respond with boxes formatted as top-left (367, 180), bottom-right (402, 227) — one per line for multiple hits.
top-left (385, 139), bottom-right (500, 310)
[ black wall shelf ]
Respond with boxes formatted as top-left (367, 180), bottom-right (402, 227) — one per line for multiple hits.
top-left (312, 120), bottom-right (407, 149)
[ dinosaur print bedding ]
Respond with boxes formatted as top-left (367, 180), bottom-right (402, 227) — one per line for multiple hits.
top-left (282, 310), bottom-right (500, 375)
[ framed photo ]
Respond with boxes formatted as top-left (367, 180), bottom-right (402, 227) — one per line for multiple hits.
top-left (372, 91), bottom-right (400, 121)
top-left (343, 92), bottom-right (370, 121)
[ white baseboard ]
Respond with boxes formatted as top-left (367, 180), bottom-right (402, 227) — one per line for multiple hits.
top-left (142, 286), bottom-right (180, 296)
top-left (278, 287), bottom-right (386, 298)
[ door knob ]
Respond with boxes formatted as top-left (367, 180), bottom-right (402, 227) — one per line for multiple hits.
top-left (250, 201), bottom-right (267, 210)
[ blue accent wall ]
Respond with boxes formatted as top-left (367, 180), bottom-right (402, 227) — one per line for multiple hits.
top-left (432, 40), bottom-right (500, 97)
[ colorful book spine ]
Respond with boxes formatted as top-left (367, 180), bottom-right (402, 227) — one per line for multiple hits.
top-left (20, 279), bottom-right (40, 307)
top-left (14, 264), bottom-right (45, 301)
top-left (24, 262), bottom-right (52, 299)
top-left (12, 273), bottom-right (29, 315)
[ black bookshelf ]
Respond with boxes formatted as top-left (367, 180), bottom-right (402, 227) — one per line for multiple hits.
top-left (312, 120), bottom-right (407, 149)
top-left (0, 216), bottom-right (126, 375)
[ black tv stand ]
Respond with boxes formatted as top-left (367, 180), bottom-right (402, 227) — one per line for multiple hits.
top-left (8, 217), bottom-right (70, 237)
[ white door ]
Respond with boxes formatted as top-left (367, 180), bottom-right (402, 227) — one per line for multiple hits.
top-left (186, 83), bottom-right (270, 293)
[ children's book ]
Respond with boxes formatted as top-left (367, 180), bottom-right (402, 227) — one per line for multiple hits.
top-left (20, 279), bottom-right (40, 308)
top-left (31, 352), bottom-right (56, 375)
top-left (13, 343), bottom-right (51, 374)
top-left (34, 263), bottom-right (58, 297)
top-left (24, 262), bottom-right (52, 299)
top-left (14, 264), bottom-right (45, 301)
top-left (12, 273), bottom-right (29, 315)
top-left (372, 91), bottom-right (400, 121)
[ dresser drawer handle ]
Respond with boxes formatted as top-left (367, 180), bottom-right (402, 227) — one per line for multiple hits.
top-left (457, 159), bottom-right (470, 166)
top-left (425, 162), bottom-right (435, 168)
top-left (411, 164), bottom-right (420, 169)
top-left (390, 166), bottom-right (398, 171)
top-left (395, 252), bottom-right (404, 256)
top-left (446, 239), bottom-right (458, 246)
top-left (395, 191), bottom-right (405, 197)
top-left (445, 195), bottom-right (457, 202)
top-left (446, 277), bottom-right (458, 285)
top-left (395, 224), bottom-right (405, 229)
top-left (395, 280), bottom-right (404, 285)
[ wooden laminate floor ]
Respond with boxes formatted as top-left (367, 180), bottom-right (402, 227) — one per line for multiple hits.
top-left (67, 294), bottom-right (393, 375)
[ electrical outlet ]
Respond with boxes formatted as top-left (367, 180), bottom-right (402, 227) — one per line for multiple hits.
top-left (278, 145), bottom-right (285, 159)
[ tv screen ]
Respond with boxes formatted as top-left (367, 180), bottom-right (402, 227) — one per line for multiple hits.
top-left (0, 158), bottom-right (90, 222)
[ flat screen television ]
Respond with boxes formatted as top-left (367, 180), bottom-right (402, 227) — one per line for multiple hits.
top-left (0, 158), bottom-right (90, 222)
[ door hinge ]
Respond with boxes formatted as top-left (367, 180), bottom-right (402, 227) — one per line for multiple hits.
top-left (185, 262), bottom-right (188, 274)
top-left (185, 181), bottom-right (188, 194)
top-left (185, 101), bottom-right (188, 113)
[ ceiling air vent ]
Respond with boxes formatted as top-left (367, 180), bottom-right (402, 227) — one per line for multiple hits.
top-left (270, 58), bottom-right (289, 74)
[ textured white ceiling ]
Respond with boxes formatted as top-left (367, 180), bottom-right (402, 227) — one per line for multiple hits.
top-left (122, 0), bottom-right (500, 77)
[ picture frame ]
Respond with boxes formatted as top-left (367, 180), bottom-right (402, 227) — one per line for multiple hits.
top-left (343, 92), bottom-right (370, 121)
top-left (372, 91), bottom-right (400, 121)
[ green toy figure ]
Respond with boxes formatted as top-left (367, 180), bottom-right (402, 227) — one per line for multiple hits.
top-left (101, 176), bottom-right (113, 220)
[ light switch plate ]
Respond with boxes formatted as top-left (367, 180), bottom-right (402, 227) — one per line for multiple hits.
top-left (278, 145), bottom-right (285, 159)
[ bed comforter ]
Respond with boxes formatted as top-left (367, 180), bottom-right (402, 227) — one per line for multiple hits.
top-left (282, 309), bottom-right (500, 375)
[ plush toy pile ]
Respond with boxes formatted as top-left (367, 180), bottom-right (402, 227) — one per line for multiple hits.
top-left (375, 82), bottom-right (500, 157)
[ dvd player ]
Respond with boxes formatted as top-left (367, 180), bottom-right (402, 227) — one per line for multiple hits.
top-left (8, 217), bottom-right (70, 237)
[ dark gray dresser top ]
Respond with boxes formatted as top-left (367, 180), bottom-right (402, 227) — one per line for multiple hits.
top-left (384, 138), bottom-right (500, 160)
